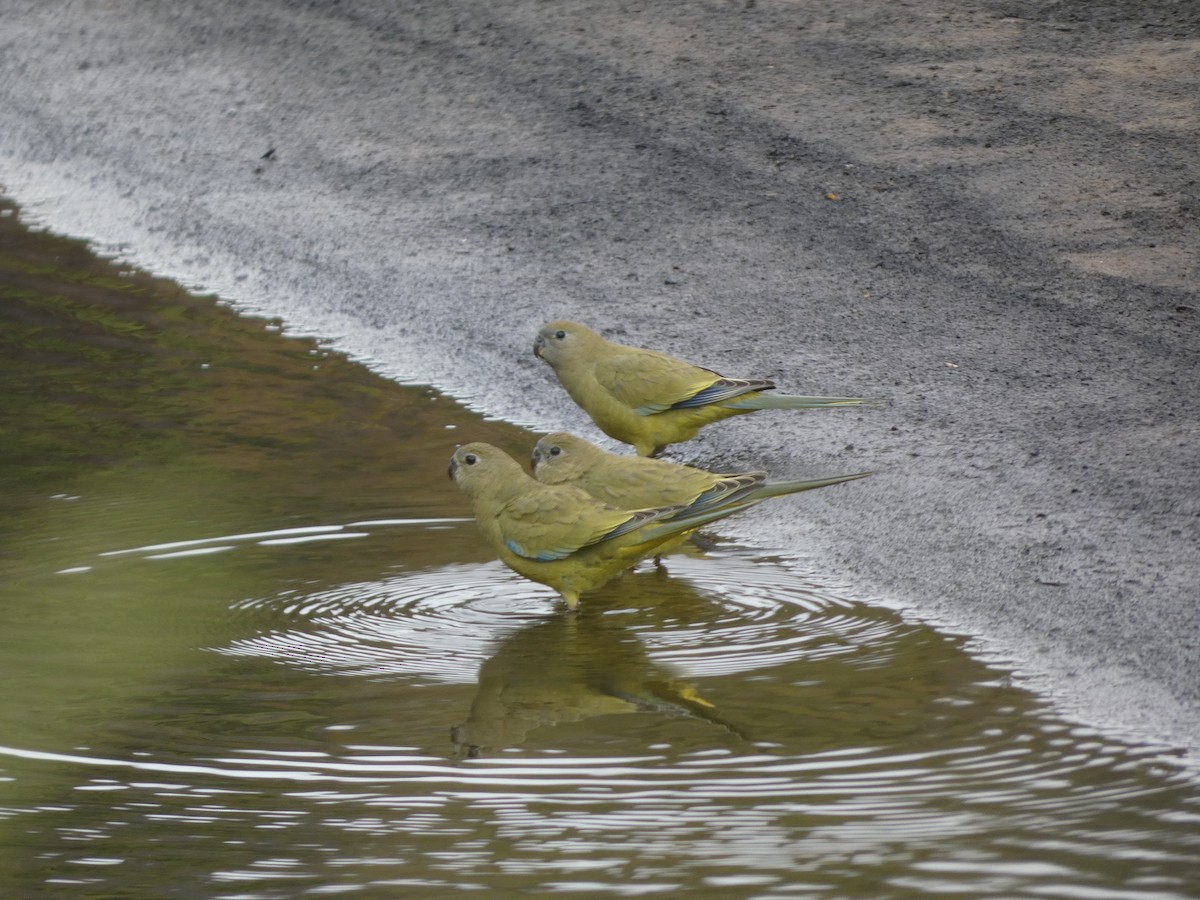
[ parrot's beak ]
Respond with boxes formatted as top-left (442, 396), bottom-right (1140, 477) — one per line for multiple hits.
top-left (448, 454), bottom-right (459, 481)
top-left (533, 334), bottom-right (545, 358)
top-left (530, 448), bottom-right (541, 471)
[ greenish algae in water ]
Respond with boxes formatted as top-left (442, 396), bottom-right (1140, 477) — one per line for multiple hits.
top-left (1, 196), bottom-right (1199, 898)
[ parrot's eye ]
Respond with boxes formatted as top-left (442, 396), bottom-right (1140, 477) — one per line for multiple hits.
top-left (463, 453), bottom-right (478, 466)
top-left (555, 330), bottom-right (566, 340)
top-left (549, 446), bottom-right (562, 456)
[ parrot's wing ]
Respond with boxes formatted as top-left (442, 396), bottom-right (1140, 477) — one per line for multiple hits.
top-left (593, 457), bottom-right (731, 510)
top-left (500, 488), bottom-right (679, 561)
top-left (680, 472), bottom-right (767, 516)
top-left (667, 377), bottom-right (776, 409)
top-left (593, 348), bottom-right (726, 415)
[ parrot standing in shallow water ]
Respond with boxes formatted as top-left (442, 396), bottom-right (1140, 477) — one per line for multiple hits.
top-left (533, 320), bottom-right (874, 457)
top-left (532, 431), bottom-right (871, 524)
top-left (449, 442), bottom-right (783, 609)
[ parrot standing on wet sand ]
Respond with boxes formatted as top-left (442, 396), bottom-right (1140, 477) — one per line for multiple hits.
top-left (533, 320), bottom-right (875, 457)
top-left (449, 442), bottom-right (790, 609)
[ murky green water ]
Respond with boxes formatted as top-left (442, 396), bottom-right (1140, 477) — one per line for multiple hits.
top-left (2, 196), bottom-right (1199, 898)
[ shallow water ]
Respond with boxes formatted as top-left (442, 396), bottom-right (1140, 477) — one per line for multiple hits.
top-left (1, 197), bottom-right (1199, 897)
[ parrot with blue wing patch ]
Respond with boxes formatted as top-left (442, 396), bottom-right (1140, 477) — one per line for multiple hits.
top-left (449, 442), bottom-right (788, 608)
top-left (533, 321), bottom-right (875, 456)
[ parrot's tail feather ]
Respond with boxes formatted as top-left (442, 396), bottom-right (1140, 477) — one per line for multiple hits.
top-left (752, 470), bottom-right (873, 500)
top-left (649, 471), bottom-right (874, 534)
top-left (724, 393), bottom-right (884, 410)
top-left (639, 499), bottom-right (760, 542)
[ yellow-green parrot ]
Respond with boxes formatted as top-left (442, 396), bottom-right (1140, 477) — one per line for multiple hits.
top-left (449, 442), bottom-right (768, 609)
top-left (533, 320), bottom-right (873, 456)
top-left (532, 432), bottom-right (871, 523)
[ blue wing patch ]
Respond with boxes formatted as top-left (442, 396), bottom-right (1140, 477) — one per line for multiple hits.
top-left (505, 539), bottom-right (570, 562)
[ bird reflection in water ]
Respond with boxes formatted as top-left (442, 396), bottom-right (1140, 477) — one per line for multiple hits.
top-left (451, 589), bottom-right (747, 758)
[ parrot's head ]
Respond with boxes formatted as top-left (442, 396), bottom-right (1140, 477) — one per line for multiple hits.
top-left (531, 432), bottom-right (600, 485)
top-left (449, 442), bottom-right (528, 501)
top-left (533, 320), bottom-right (599, 368)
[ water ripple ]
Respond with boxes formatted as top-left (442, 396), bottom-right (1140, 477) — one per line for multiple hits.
top-left (10, 535), bottom-right (1199, 898)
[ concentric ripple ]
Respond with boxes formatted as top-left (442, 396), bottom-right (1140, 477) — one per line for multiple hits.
top-left (7, 530), bottom-right (1200, 898)
top-left (224, 561), bottom-right (556, 684)
top-left (219, 550), bottom-right (880, 687)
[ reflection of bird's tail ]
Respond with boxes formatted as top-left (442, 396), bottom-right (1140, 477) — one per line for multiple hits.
top-left (725, 392), bottom-right (886, 410)
top-left (609, 683), bottom-right (753, 743)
